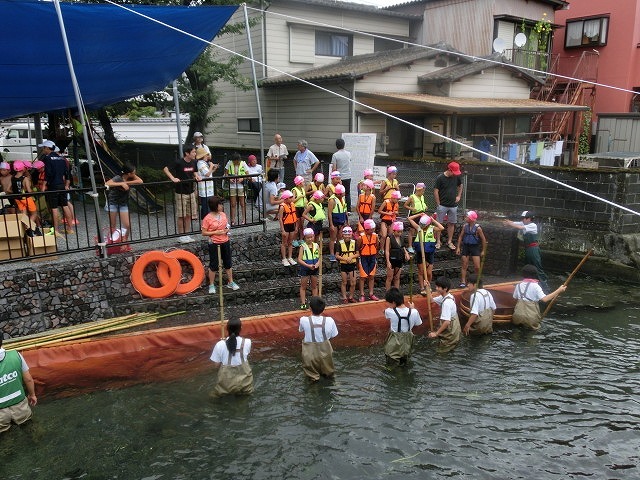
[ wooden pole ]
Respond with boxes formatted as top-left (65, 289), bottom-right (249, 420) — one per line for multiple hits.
top-left (409, 254), bottom-right (414, 303)
top-left (541, 249), bottom-right (593, 319)
top-left (476, 245), bottom-right (488, 287)
top-left (218, 245), bottom-right (225, 338)
top-left (318, 231), bottom-right (324, 296)
top-left (421, 252), bottom-right (433, 331)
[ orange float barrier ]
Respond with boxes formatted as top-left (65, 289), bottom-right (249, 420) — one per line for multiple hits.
top-left (130, 250), bottom-right (181, 298)
top-left (156, 249), bottom-right (206, 295)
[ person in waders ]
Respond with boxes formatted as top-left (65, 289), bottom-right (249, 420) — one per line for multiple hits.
top-left (428, 276), bottom-right (462, 352)
top-left (209, 318), bottom-right (253, 398)
top-left (299, 296), bottom-right (339, 381)
top-left (462, 275), bottom-right (496, 335)
top-left (383, 287), bottom-right (422, 366)
top-left (512, 265), bottom-right (566, 330)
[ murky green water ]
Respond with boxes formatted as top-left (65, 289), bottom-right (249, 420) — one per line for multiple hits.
top-left (3, 278), bottom-right (639, 479)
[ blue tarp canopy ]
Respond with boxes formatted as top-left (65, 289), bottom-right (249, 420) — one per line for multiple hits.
top-left (0, 0), bottom-right (237, 120)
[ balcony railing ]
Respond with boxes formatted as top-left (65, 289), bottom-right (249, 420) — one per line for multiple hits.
top-left (503, 49), bottom-right (554, 77)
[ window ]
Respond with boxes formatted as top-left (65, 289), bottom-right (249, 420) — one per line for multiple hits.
top-left (315, 31), bottom-right (352, 57)
top-left (565, 17), bottom-right (608, 48)
top-left (374, 37), bottom-right (404, 53)
top-left (237, 118), bottom-right (260, 133)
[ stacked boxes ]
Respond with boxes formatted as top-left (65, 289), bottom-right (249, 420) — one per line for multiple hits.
top-left (25, 233), bottom-right (57, 257)
top-left (0, 214), bottom-right (25, 260)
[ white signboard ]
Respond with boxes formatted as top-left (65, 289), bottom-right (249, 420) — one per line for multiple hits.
top-left (341, 133), bottom-right (376, 207)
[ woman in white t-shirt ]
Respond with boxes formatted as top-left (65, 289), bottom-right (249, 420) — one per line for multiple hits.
top-left (210, 317), bottom-right (253, 397)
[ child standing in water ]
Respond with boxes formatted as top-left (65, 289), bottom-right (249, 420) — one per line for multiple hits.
top-left (383, 287), bottom-right (422, 366)
top-left (297, 227), bottom-right (320, 310)
top-left (210, 318), bottom-right (253, 398)
top-left (428, 276), bottom-right (461, 352)
top-left (512, 264), bottom-right (566, 330)
top-left (463, 275), bottom-right (496, 335)
top-left (299, 296), bottom-right (339, 382)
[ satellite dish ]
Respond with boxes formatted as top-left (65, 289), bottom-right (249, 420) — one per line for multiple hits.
top-left (514, 33), bottom-right (527, 48)
top-left (493, 37), bottom-right (506, 53)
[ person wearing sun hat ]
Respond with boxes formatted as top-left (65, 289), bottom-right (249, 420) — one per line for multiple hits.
top-left (456, 210), bottom-right (487, 288)
top-left (433, 161), bottom-right (463, 250)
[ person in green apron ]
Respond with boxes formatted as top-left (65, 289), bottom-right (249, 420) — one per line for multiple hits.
top-left (428, 276), bottom-right (462, 353)
top-left (383, 287), bottom-right (422, 366)
top-left (209, 318), bottom-right (253, 398)
top-left (0, 338), bottom-right (37, 432)
top-left (299, 297), bottom-right (339, 381)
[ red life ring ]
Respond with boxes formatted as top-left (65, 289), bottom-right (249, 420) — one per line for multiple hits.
top-left (156, 249), bottom-right (206, 295)
top-left (131, 251), bottom-right (181, 298)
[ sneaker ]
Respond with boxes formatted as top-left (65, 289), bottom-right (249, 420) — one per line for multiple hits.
top-left (45, 227), bottom-right (55, 236)
top-left (359, 295), bottom-right (365, 303)
top-left (208, 284), bottom-right (216, 294)
top-left (226, 281), bottom-right (240, 291)
top-left (342, 298), bottom-right (349, 304)
top-left (348, 297), bottom-right (357, 303)
top-left (407, 247), bottom-right (415, 254)
top-left (179, 235), bottom-right (195, 243)
top-left (34, 227), bottom-right (42, 236)
top-left (369, 294), bottom-right (380, 301)
top-left (287, 257), bottom-right (297, 265)
top-left (282, 258), bottom-right (291, 266)
top-left (329, 254), bottom-right (336, 262)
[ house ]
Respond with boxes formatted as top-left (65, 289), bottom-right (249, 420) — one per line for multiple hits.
top-left (209, 0), bottom-right (584, 162)
top-left (552, 0), bottom-right (640, 146)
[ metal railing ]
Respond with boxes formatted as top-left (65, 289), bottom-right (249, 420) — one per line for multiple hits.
top-left (0, 173), bottom-right (265, 263)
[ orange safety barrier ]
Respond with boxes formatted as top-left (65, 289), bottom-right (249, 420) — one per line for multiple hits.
top-left (156, 249), bottom-right (206, 295)
top-left (130, 250), bottom-right (181, 298)
top-left (20, 283), bottom-right (518, 398)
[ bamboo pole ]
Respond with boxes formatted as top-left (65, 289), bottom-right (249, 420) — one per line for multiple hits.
top-left (318, 232), bottom-right (324, 296)
top-left (409, 254), bottom-right (414, 303)
top-left (218, 245), bottom-right (225, 339)
top-left (422, 253), bottom-right (433, 332)
top-left (541, 249), bottom-right (593, 320)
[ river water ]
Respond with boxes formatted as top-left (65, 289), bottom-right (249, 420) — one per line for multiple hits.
top-left (3, 278), bottom-right (639, 479)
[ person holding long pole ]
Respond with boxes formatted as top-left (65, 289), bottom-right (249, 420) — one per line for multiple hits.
top-left (209, 317), bottom-right (253, 398)
top-left (201, 196), bottom-right (240, 294)
top-left (513, 265), bottom-right (566, 330)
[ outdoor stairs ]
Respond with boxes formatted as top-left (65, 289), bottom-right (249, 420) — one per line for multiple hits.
top-left (115, 231), bottom-right (464, 319)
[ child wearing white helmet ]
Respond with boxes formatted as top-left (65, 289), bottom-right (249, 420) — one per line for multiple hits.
top-left (297, 227), bottom-right (320, 310)
top-left (408, 213), bottom-right (444, 294)
top-left (335, 226), bottom-right (359, 303)
top-left (328, 183), bottom-right (348, 262)
top-left (278, 190), bottom-right (299, 266)
top-left (456, 210), bottom-right (487, 288)
top-left (385, 221), bottom-right (410, 291)
top-left (357, 219), bottom-right (380, 302)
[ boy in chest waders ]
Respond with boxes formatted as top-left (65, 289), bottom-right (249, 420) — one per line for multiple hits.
top-left (463, 275), bottom-right (496, 335)
top-left (299, 297), bottom-right (339, 381)
top-left (428, 276), bottom-right (461, 353)
top-left (512, 265), bottom-right (566, 330)
top-left (383, 287), bottom-right (422, 366)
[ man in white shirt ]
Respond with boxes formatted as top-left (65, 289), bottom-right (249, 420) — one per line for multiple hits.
top-left (293, 140), bottom-right (319, 183)
top-left (266, 133), bottom-right (288, 183)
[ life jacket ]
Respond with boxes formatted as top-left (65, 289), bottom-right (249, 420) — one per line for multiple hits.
top-left (292, 186), bottom-right (307, 207)
top-left (307, 200), bottom-right (326, 222)
top-left (227, 161), bottom-right (249, 186)
top-left (359, 233), bottom-right (378, 256)
top-left (281, 202), bottom-right (298, 225)
top-left (307, 182), bottom-right (324, 199)
top-left (409, 193), bottom-right (427, 213)
top-left (301, 242), bottom-right (320, 265)
top-left (383, 178), bottom-right (398, 199)
top-left (414, 226), bottom-right (436, 253)
top-left (380, 199), bottom-right (398, 222)
top-left (0, 350), bottom-right (26, 408)
top-left (357, 193), bottom-right (374, 216)
top-left (337, 239), bottom-right (356, 264)
top-left (326, 183), bottom-right (337, 196)
top-left (462, 223), bottom-right (480, 245)
top-left (330, 195), bottom-right (347, 214)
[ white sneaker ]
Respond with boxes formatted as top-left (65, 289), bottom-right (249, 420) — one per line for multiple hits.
top-left (288, 257), bottom-right (297, 265)
top-left (179, 235), bottom-right (195, 243)
top-left (226, 281), bottom-right (240, 291)
top-left (282, 258), bottom-right (291, 266)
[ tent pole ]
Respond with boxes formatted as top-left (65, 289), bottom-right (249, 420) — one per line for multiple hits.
top-left (52, 0), bottom-right (106, 257)
top-left (243, 4), bottom-right (264, 164)
top-left (173, 80), bottom-right (184, 157)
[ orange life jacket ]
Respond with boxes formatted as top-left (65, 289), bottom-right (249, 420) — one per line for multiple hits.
top-left (281, 202), bottom-right (298, 225)
top-left (359, 233), bottom-right (378, 256)
top-left (358, 193), bottom-right (374, 216)
top-left (380, 199), bottom-right (398, 222)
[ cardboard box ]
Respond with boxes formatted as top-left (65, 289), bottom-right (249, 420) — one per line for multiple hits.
top-left (0, 216), bottom-right (24, 239)
top-left (26, 234), bottom-right (57, 256)
top-left (0, 247), bottom-right (24, 260)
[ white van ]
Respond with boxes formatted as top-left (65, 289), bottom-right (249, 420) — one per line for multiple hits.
top-left (0, 124), bottom-right (39, 161)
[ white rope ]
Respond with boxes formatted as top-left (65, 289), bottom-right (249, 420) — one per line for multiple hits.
top-left (101, 0), bottom-right (640, 217)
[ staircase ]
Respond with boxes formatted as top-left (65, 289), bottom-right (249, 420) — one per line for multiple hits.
top-left (531, 51), bottom-right (599, 140)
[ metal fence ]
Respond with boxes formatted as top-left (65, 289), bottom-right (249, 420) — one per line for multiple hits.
top-left (0, 173), bottom-right (265, 263)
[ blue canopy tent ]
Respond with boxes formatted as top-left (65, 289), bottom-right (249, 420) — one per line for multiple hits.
top-left (0, 0), bottom-right (238, 120)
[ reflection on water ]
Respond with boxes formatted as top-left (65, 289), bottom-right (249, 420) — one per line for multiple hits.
top-left (3, 278), bottom-right (640, 479)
